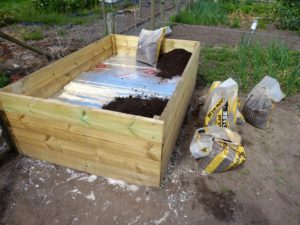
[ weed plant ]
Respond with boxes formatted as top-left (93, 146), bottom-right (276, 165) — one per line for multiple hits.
top-left (0, 0), bottom-right (102, 27)
top-left (199, 40), bottom-right (300, 95)
top-left (172, 0), bottom-right (300, 32)
top-left (171, 1), bottom-right (227, 26)
top-left (0, 73), bottom-right (9, 88)
top-left (23, 29), bottom-right (44, 41)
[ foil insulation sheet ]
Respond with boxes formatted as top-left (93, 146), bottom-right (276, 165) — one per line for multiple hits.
top-left (51, 55), bottom-right (180, 108)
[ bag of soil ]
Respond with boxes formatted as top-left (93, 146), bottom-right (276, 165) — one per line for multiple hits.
top-left (190, 126), bottom-right (246, 174)
top-left (136, 28), bottom-right (166, 66)
top-left (202, 78), bottom-right (243, 131)
top-left (242, 76), bottom-right (285, 129)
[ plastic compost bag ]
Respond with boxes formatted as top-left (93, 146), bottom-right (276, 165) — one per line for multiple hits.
top-left (190, 126), bottom-right (246, 174)
top-left (136, 28), bottom-right (166, 66)
top-left (242, 76), bottom-right (285, 129)
top-left (202, 78), bottom-right (244, 131)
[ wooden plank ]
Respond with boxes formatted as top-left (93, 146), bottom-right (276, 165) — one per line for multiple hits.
top-left (7, 113), bottom-right (68, 131)
top-left (69, 125), bottom-right (161, 161)
top-left (114, 35), bottom-right (199, 54)
top-left (16, 136), bottom-right (160, 177)
top-left (160, 42), bottom-right (200, 179)
top-left (30, 47), bottom-right (114, 98)
top-left (161, 58), bottom-right (198, 134)
top-left (0, 36), bottom-right (113, 97)
top-left (11, 127), bottom-right (161, 177)
top-left (9, 117), bottom-right (161, 162)
top-left (161, 39), bottom-right (198, 53)
top-left (114, 46), bottom-right (137, 57)
top-left (19, 142), bottom-right (160, 186)
top-left (0, 92), bottom-right (164, 144)
top-left (5, 112), bottom-right (162, 161)
top-left (161, 42), bottom-right (200, 127)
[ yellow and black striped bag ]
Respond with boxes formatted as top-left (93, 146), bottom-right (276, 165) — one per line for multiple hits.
top-left (202, 78), bottom-right (244, 131)
top-left (190, 126), bottom-right (246, 173)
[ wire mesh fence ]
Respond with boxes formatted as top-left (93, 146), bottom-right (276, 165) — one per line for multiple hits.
top-left (98, 0), bottom-right (300, 50)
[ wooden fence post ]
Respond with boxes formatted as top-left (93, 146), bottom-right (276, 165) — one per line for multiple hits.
top-left (176, 0), bottom-right (181, 16)
top-left (150, 0), bottom-right (155, 30)
top-left (139, 0), bottom-right (142, 19)
top-left (160, 0), bottom-right (165, 25)
top-left (134, 8), bottom-right (137, 30)
top-left (101, 0), bottom-right (108, 35)
top-left (107, 12), bottom-right (116, 34)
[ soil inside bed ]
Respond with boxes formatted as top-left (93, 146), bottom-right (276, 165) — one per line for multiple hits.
top-left (157, 49), bottom-right (192, 79)
top-left (102, 96), bottom-right (168, 118)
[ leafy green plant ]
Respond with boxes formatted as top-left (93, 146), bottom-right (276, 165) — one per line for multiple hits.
top-left (0, 73), bottom-right (9, 88)
top-left (0, 0), bottom-right (100, 26)
top-left (252, 42), bottom-right (264, 84)
top-left (236, 42), bottom-right (249, 90)
top-left (32, 0), bottom-right (99, 13)
top-left (23, 29), bottom-right (44, 41)
top-left (0, 9), bottom-right (16, 27)
top-left (276, 3), bottom-right (300, 31)
top-left (171, 0), bottom-right (299, 33)
top-left (172, 0), bottom-right (228, 26)
top-left (58, 28), bottom-right (67, 36)
top-left (285, 63), bottom-right (300, 95)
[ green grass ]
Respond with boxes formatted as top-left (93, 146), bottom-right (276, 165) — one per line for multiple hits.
top-left (199, 41), bottom-right (300, 95)
top-left (57, 28), bottom-right (67, 36)
top-left (17, 11), bottom-right (100, 25)
top-left (219, 185), bottom-right (231, 193)
top-left (0, 0), bottom-right (101, 26)
top-left (171, 1), bottom-right (227, 26)
top-left (23, 29), bottom-right (44, 41)
top-left (171, 0), bottom-right (300, 32)
top-left (0, 73), bottom-right (9, 88)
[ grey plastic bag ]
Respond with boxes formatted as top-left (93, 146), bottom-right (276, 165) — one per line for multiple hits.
top-left (243, 76), bottom-right (285, 129)
top-left (136, 28), bottom-right (165, 66)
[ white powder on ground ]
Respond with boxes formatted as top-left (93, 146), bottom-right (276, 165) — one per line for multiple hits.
top-left (106, 178), bottom-right (139, 192)
top-left (86, 191), bottom-right (96, 201)
top-left (66, 168), bottom-right (75, 174)
top-left (70, 188), bottom-right (82, 194)
top-left (79, 175), bottom-right (97, 182)
top-left (153, 212), bottom-right (170, 225)
top-left (65, 168), bottom-right (92, 182)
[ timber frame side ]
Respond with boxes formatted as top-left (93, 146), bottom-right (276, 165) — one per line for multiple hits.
top-left (159, 41), bottom-right (200, 180)
top-left (0, 34), bottom-right (200, 187)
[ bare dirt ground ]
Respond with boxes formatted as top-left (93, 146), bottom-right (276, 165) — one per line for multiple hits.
top-left (169, 24), bottom-right (300, 50)
top-left (0, 1), bottom-right (176, 77)
top-left (1, 9), bottom-right (300, 225)
top-left (0, 84), bottom-right (299, 225)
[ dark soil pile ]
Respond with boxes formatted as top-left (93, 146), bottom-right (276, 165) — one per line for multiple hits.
top-left (157, 49), bottom-right (192, 79)
top-left (103, 96), bottom-right (168, 118)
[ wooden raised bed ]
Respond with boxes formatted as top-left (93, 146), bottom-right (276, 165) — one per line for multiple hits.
top-left (0, 35), bottom-right (200, 187)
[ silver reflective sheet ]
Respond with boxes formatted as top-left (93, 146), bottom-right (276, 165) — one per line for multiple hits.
top-left (51, 55), bottom-right (180, 108)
